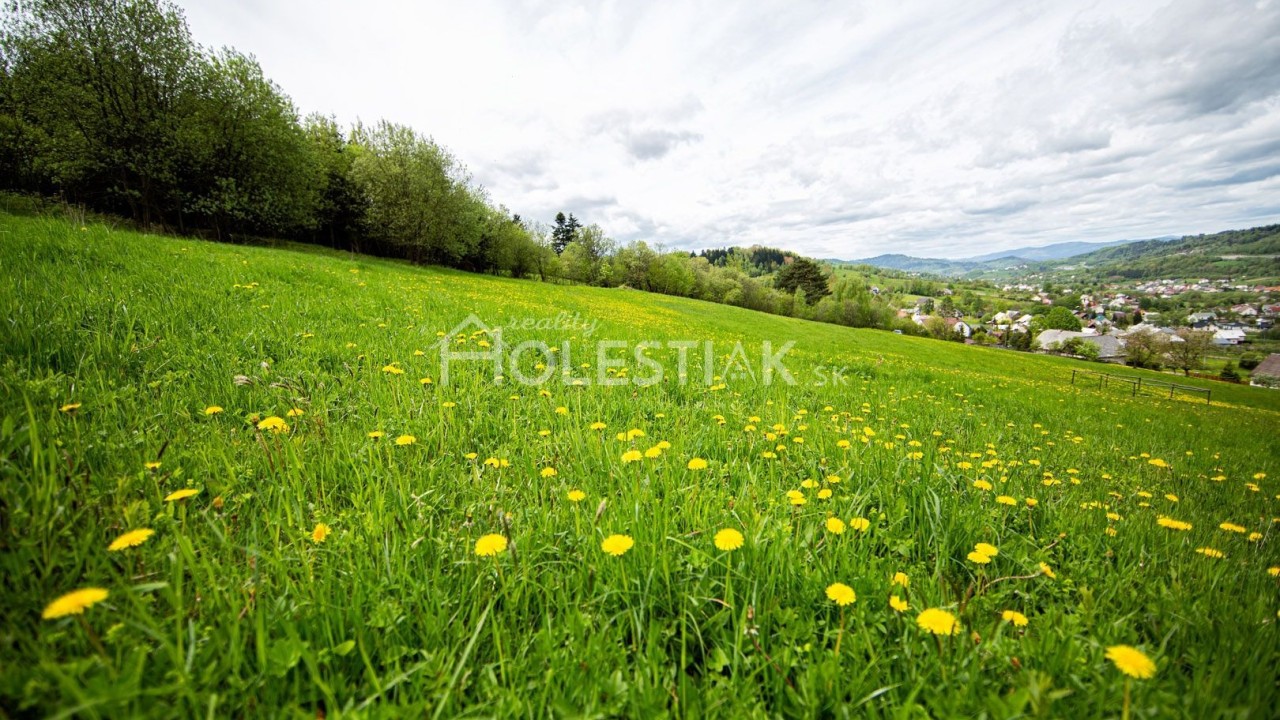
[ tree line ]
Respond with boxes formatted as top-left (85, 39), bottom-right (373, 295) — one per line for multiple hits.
top-left (0, 0), bottom-right (935, 337)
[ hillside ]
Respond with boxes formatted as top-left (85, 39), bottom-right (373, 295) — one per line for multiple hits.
top-left (1054, 224), bottom-right (1280, 281)
top-left (844, 226), bottom-right (1280, 282)
top-left (2, 211), bottom-right (1278, 717)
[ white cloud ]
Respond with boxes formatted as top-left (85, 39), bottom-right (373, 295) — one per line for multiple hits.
top-left (179, 0), bottom-right (1280, 258)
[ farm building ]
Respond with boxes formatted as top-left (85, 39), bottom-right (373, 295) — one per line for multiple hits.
top-left (1251, 354), bottom-right (1280, 388)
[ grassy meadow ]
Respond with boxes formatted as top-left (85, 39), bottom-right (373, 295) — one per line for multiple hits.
top-left (1, 211), bottom-right (1279, 718)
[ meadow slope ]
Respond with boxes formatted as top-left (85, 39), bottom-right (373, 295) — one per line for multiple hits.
top-left (1, 212), bottom-right (1278, 718)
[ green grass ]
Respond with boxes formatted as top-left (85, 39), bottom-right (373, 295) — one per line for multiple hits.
top-left (1, 211), bottom-right (1278, 718)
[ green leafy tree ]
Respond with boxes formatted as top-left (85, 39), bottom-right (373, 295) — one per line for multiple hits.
top-left (1165, 329), bottom-right (1213, 376)
top-left (1033, 306), bottom-right (1083, 332)
top-left (2, 0), bottom-right (195, 224)
top-left (774, 257), bottom-right (831, 305)
top-left (182, 49), bottom-right (320, 238)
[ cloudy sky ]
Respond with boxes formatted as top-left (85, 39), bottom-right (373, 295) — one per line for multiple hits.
top-left (181, 0), bottom-right (1280, 259)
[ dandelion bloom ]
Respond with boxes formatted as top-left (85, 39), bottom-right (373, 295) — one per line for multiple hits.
top-left (889, 595), bottom-right (909, 612)
top-left (567, 489), bottom-right (586, 502)
top-left (1026, 498), bottom-right (1038, 507)
top-left (996, 495), bottom-right (1017, 506)
top-left (972, 479), bottom-right (992, 490)
top-left (786, 490), bottom-right (807, 506)
top-left (1105, 645), bottom-right (1156, 679)
top-left (917, 608), bottom-right (960, 635)
top-left (286, 408), bottom-right (305, 418)
top-left (1156, 517), bottom-right (1192, 531)
top-left (204, 406), bottom-right (223, 415)
top-left (1268, 567), bottom-right (1280, 577)
top-left (849, 517), bottom-right (871, 532)
top-left (540, 467), bottom-right (557, 478)
top-left (164, 488), bottom-right (199, 502)
top-left (621, 450), bottom-right (643, 463)
top-left (1001, 610), bottom-right (1029, 627)
top-left (367, 431), bottom-right (385, 439)
top-left (825, 517), bottom-right (846, 535)
top-left (1194, 547), bottom-right (1225, 559)
top-left (1147, 458), bottom-right (1168, 469)
top-left (60, 402), bottom-right (81, 413)
top-left (826, 582), bottom-right (856, 606)
top-left (311, 523), bottom-right (331, 543)
top-left (145, 461), bottom-right (161, 470)
top-left (687, 458), bottom-right (709, 470)
top-left (892, 572), bottom-right (909, 587)
top-left (108, 528), bottom-right (154, 551)
top-left (474, 534), bottom-right (508, 557)
top-left (968, 551), bottom-right (992, 565)
top-left (975, 542), bottom-right (999, 557)
top-left (257, 416), bottom-right (289, 433)
top-left (42, 588), bottom-right (109, 619)
top-left (395, 435), bottom-right (416, 446)
top-left (643, 446), bottom-right (662, 459)
top-left (381, 364), bottom-right (404, 375)
top-left (601, 534), bottom-right (634, 557)
top-left (589, 422), bottom-right (607, 431)
top-left (714, 528), bottom-right (745, 551)
top-left (1219, 522), bottom-right (1246, 534)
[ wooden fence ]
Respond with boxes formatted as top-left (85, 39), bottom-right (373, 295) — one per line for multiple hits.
top-left (1070, 369), bottom-right (1212, 405)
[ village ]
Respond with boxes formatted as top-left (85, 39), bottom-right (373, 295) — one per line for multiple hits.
top-left (901, 276), bottom-right (1280, 386)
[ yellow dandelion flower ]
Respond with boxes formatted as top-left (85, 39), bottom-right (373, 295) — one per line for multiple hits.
top-left (59, 402), bottom-right (81, 413)
top-left (968, 551), bottom-right (992, 564)
top-left (601, 534), bottom-right (634, 557)
top-left (311, 523), bottom-right (331, 543)
top-left (1001, 610), bottom-right (1028, 627)
top-left (1147, 458), bottom-right (1168, 469)
top-left (41, 588), bottom-right (109, 619)
top-left (849, 517), bottom-right (870, 532)
top-left (286, 408), bottom-right (305, 418)
top-left (975, 542), bottom-right (999, 557)
top-left (107, 528), bottom-right (154, 551)
top-left (257, 416), bottom-right (289, 433)
top-left (687, 458), bottom-right (709, 470)
top-left (817, 488), bottom-right (833, 500)
top-left (714, 528), bottom-right (744, 551)
top-left (1195, 547), bottom-right (1225, 559)
top-left (1026, 497), bottom-right (1038, 507)
top-left (1219, 522), bottom-right (1246, 534)
top-left (890, 595), bottom-right (909, 612)
top-left (567, 489), bottom-right (586, 502)
top-left (917, 608), bottom-right (960, 635)
top-left (826, 517), bottom-right (846, 534)
top-left (643, 446), bottom-right (662, 459)
top-left (164, 488), bottom-right (199, 502)
top-left (144, 461), bottom-right (161, 470)
top-left (204, 405), bottom-right (224, 415)
top-left (1039, 562), bottom-right (1056, 578)
top-left (395, 434), bottom-right (416, 446)
top-left (1268, 566), bottom-right (1280, 577)
top-left (381, 364), bottom-right (404, 375)
top-left (996, 495), bottom-right (1017, 506)
top-left (589, 422), bottom-right (607, 431)
top-left (1157, 517), bottom-right (1192, 531)
top-left (892, 572), bottom-right (909, 587)
top-left (826, 582), bottom-right (856, 606)
top-left (1106, 645), bottom-right (1156, 679)
top-left (540, 467), bottom-right (557, 478)
top-left (368, 430), bottom-right (385, 439)
top-left (475, 533), bottom-right (508, 557)
top-left (621, 450), bottom-right (643, 463)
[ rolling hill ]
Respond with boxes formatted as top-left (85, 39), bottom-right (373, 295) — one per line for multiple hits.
top-left (2, 210), bottom-right (1278, 717)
